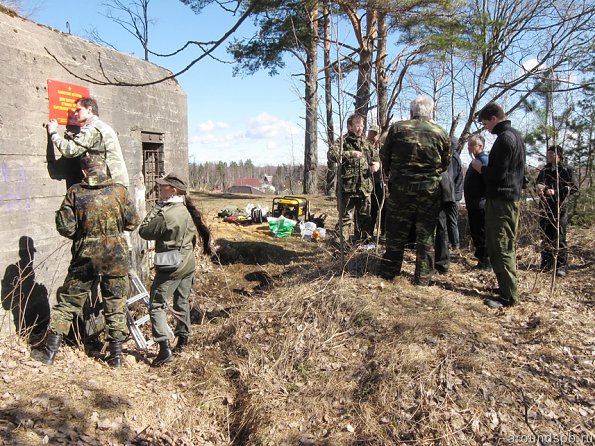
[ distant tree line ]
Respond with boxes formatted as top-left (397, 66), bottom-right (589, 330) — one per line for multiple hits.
top-left (189, 160), bottom-right (326, 195)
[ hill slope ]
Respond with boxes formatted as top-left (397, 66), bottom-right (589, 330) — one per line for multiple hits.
top-left (1, 193), bottom-right (593, 445)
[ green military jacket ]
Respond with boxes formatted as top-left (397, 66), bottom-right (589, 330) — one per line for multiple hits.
top-left (328, 133), bottom-right (378, 195)
top-left (55, 171), bottom-right (139, 277)
top-left (138, 201), bottom-right (197, 279)
top-left (51, 115), bottom-right (130, 187)
top-left (380, 117), bottom-right (451, 191)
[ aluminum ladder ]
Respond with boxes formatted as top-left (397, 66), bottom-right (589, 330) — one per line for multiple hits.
top-left (126, 271), bottom-right (154, 349)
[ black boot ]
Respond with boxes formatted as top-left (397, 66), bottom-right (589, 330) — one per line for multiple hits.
top-left (475, 257), bottom-right (492, 271)
top-left (30, 332), bottom-right (62, 366)
top-left (377, 253), bottom-right (401, 280)
top-left (107, 341), bottom-right (123, 369)
top-left (151, 340), bottom-right (173, 367)
top-left (173, 335), bottom-right (188, 353)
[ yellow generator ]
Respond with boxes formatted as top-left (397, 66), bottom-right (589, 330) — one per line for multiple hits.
top-left (272, 196), bottom-right (310, 221)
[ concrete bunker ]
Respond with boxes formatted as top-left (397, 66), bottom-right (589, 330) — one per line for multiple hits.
top-left (0, 10), bottom-right (189, 337)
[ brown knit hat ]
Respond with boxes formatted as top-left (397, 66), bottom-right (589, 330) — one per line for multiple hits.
top-left (156, 172), bottom-right (187, 192)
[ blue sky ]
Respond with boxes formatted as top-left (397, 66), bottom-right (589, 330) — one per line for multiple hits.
top-left (25, 0), bottom-right (306, 166)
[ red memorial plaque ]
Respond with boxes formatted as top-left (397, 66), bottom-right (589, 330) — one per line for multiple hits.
top-left (47, 80), bottom-right (90, 125)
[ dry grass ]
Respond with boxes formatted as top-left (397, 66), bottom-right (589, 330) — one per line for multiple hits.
top-left (1, 192), bottom-right (593, 445)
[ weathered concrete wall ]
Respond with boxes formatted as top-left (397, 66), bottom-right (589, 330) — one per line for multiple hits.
top-left (0, 11), bottom-right (188, 336)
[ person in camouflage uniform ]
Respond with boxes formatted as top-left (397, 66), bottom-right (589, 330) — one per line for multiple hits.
top-left (379, 96), bottom-right (451, 285)
top-left (31, 154), bottom-right (139, 368)
top-left (328, 113), bottom-right (380, 243)
top-left (368, 125), bottom-right (387, 240)
top-left (47, 97), bottom-right (129, 187)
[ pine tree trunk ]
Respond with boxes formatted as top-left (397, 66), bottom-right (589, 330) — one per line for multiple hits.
top-left (303, 0), bottom-right (319, 194)
top-left (323, 0), bottom-right (336, 196)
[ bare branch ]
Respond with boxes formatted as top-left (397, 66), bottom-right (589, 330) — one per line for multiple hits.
top-left (85, 26), bottom-right (119, 51)
top-left (44, 2), bottom-right (255, 87)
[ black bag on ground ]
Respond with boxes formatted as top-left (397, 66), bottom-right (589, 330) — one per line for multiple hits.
top-left (308, 213), bottom-right (327, 228)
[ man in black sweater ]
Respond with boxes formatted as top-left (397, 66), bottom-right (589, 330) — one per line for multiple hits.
top-left (471, 103), bottom-right (526, 308)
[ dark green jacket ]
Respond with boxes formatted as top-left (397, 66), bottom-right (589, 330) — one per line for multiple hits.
top-left (139, 202), bottom-right (196, 279)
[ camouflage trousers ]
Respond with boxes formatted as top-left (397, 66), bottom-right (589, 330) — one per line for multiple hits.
top-left (381, 187), bottom-right (440, 284)
top-left (335, 192), bottom-right (373, 242)
top-left (49, 273), bottom-right (130, 342)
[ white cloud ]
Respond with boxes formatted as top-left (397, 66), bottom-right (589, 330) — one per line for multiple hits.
top-left (245, 112), bottom-right (301, 140)
top-left (522, 59), bottom-right (540, 73)
top-left (196, 120), bottom-right (230, 132)
top-left (188, 112), bottom-right (303, 166)
top-left (191, 131), bottom-right (242, 146)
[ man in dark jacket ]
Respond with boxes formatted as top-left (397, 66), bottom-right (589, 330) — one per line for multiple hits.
top-left (446, 141), bottom-right (463, 249)
top-left (471, 103), bottom-right (526, 307)
top-left (536, 145), bottom-right (578, 277)
top-left (31, 154), bottom-right (139, 367)
top-left (434, 138), bottom-right (463, 274)
top-left (464, 134), bottom-right (490, 269)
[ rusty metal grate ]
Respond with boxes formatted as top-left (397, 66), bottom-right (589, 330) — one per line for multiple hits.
top-left (142, 133), bottom-right (164, 207)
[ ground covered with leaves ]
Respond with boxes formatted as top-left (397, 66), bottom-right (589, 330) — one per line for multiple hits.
top-left (1, 192), bottom-right (593, 445)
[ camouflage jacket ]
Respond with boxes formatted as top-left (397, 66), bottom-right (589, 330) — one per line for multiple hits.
top-left (55, 171), bottom-right (139, 276)
top-left (51, 115), bottom-right (130, 187)
top-left (380, 117), bottom-right (451, 191)
top-left (328, 133), bottom-right (378, 194)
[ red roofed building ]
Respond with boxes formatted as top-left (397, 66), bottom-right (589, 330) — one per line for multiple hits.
top-left (234, 178), bottom-right (261, 188)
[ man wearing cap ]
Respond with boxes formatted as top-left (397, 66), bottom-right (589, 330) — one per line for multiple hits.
top-left (31, 154), bottom-right (139, 367)
top-left (536, 145), bottom-right (578, 277)
top-left (46, 97), bottom-right (129, 187)
top-left (328, 113), bottom-right (380, 244)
